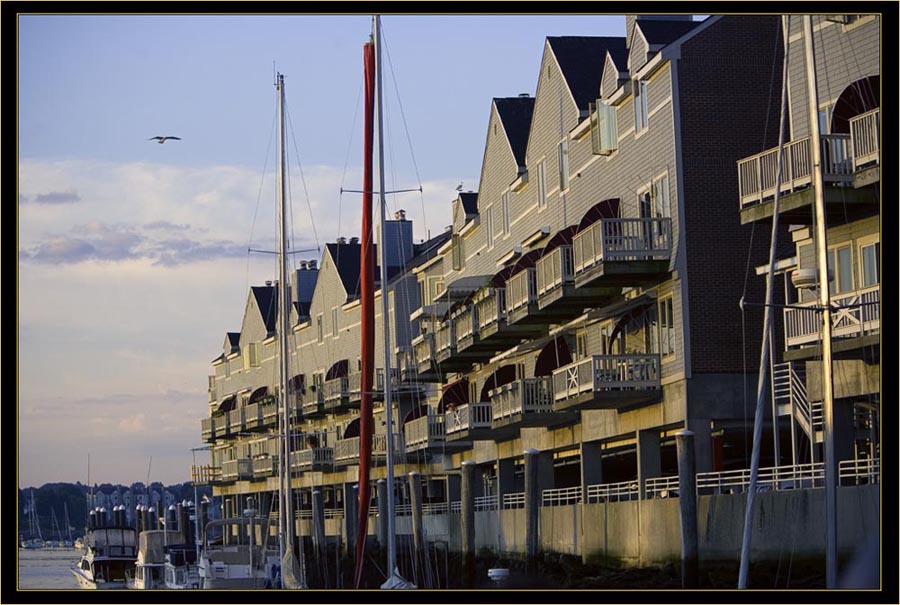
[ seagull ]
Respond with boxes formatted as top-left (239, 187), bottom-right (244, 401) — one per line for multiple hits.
top-left (455, 182), bottom-right (463, 191)
top-left (148, 136), bottom-right (181, 144)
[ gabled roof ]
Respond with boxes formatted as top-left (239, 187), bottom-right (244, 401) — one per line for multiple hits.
top-left (325, 241), bottom-right (380, 299)
top-left (250, 284), bottom-right (278, 333)
top-left (547, 37), bottom-right (627, 111)
top-left (494, 96), bottom-right (535, 167)
top-left (226, 332), bottom-right (240, 349)
top-left (607, 47), bottom-right (630, 73)
top-left (636, 19), bottom-right (702, 47)
top-left (458, 192), bottom-right (479, 216)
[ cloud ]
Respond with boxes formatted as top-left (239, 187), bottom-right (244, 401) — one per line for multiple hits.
top-left (142, 220), bottom-right (193, 232)
top-left (118, 413), bottom-right (147, 433)
top-left (19, 193), bottom-right (30, 204)
top-left (33, 190), bottom-right (81, 204)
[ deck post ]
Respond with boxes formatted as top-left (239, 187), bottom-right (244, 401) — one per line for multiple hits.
top-left (524, 448), bottom-right (540, 571)
top-left (676, 430), bottom-right (699, 588)
top-left (408, 471), bottom-right (426, 586)
top-left (461, 461), bottom-right (476, 587)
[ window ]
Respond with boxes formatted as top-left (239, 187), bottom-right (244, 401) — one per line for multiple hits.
top-left (558, 140), bottom-right (570, 190)
top-left (591, 99), bottom-right (618, 156)
top-left (242, 343), bottom-right (259, 369)
top-left (501, 191), bottom-right (510, 235)
top-left (575, 330), bottom-right (588, 360)
top-left (451, 234), bottom-right (463, 271)
top-left (658, 296), bottom-right (675, 357)
top-left (331, 307), bottom-right (339, 338)
top-left (388, 291), bottom-right (395, 341)
top-left (537, 160), bottom-right (547, 209)
top-left (859, 241), bottom-right (880, 287)
top-left (428, 277), bottom-right (445, 304)
top-left (316, 314), bottom-right (324, 343)
top-left (651, 173), bottom-right (670, 219)
top-left (826, 245), bottom-right (853, 294)
top-left (486, 205), bottom-right (495, 248)
top-left (634, 79), bottom-right (649, 133)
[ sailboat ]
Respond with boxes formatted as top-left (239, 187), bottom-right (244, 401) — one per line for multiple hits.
top-left (21, 490), bottom-right (44, 548)
top-left (354, 15), bottom-right (415, 590)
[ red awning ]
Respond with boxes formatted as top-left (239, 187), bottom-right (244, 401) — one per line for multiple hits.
top-left (217, 394), bottom-right (237, 413)
top-left (248, 386), bottom-right (269, 404)
top-left (577, 197), bottom-right (620, 231)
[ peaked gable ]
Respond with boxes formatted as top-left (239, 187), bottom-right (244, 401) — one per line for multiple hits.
top-left (547, 36), bottom-right (627, 112)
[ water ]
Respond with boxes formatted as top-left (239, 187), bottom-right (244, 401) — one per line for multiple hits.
top-left (17, 547), bottom-right (81, 590)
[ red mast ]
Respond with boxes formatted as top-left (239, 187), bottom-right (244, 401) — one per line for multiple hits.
top-left (354, 38), bottom-right (376, 589)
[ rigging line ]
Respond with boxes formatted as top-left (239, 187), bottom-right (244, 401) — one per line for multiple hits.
top-left (284, 100), bottom-right (322, 257)
top-left (246, 103), bottom-right (279, 294)
top-left (338, 74), bottom-right (366, 245)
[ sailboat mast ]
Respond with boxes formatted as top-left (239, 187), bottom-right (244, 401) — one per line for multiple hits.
top-left (276, 72), bottom-right (296, 569)
top-left (801, 15), bottom-right (838, 588)
top-left (373, 14), bottom-right (399, 578)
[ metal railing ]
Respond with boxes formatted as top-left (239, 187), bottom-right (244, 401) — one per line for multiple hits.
top-left (502, 492), bottom-right (526, 509)
top-left (838, 457), bottom-right (879, 485)
top-left (476, 288), bottom-right (506, 331)
top-left (850, 108), bottom-right (880, 170)
top-left (507, 268), bottom-right (537, 313)
top-left (423, 502), bottom-right (450, 515)
top-left (445, 401), bottom-right (493, 436)
top-left (696, 462), bottom-right (825, 494)
top-left (644, 475), bottom-right (680, 499)
top-left (573, 218), bottom-right (671, 275)
top-left (552, 354), bottom-right (660, 402)
top-left (450, 501), bottom-right (462, 513)
top-left (542, 486), bottom-right (582, 506)
top-left (474, 495), bottom-right (499, 511)
top-left (737, 134), bottom-right (853, 208)
top-left (454, 306), bottom-right (477, 343)
top-left (784, 285), bottom-right (880, 348)
top-left (536, 245), bottom-right (574, 298)
top-left (585, 480), bottom-right (640, 502)
top-left (490, 377), bottom-right (553, 422)
top-left (324, 508), bottom-right (344, 519)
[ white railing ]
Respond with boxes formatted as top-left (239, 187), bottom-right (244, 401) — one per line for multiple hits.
top-left (260, 398), bottom-right (278, 427)
top-left (252, 456), bottom-right (277, 477)
top-left (696, 462), bottom-right (825, 494)
top-left (507, 268), bottom-right (537, 314)
top-left (536, 245), bottom-right (574, 297)
top-left (490, 378), bottom-right (553, 422)
top-left (502, 492), bottom-right (526, 509)
top-left (423, 502), bottom-right (450, 515)
top-left (324, 508), bottom-right (344, 519)
top-left (838, 458), bottom-right (879, 485)
top-left (474, 495), bottom-right (499, 511)
top-left (552, 354), bottom-right (660, 402)
top-left (445, 402), bottom-right (493, 436)
top-left (334, 437), bottom-right (360, 463)
top-left (585, 480), bottom-right (639, 502)
top-left (291, 447), bottom-right (333, 470)
top-left (298, 509), bottom-right (313, 519)
top-left (228, 408), bottom-right (245, 433)
top-left (850, 108), bottom-right (880, 170)
top-left (476, 288), bottom-right (506, 331)
top-left (644, 475), bottom-right (680, 499)
top-left (542, 486), bottom-right (582, 506)
top-left (737, 134), bottom-right (852, 208)
top-left (435, 321), bottom-right (455, 356)
top-left (201, 417), bottom-right (215, 441)
top-left (784, 285), bottom-right (880, 347)
top-left (221, 459), bottom-right (253, 481)
top-left (450, 501), bottom-right (462, 513)
top-left (404, 412), bottom-right (445, 450)
top-left (414, 334), bottom-right (435, 366)
top-left (243, 402), bottom-right (261, 428)
top-left (454, 307), bottom-right (477, 342)
top-left (573, 218), bottom-right (671, 275)
top-left (323, 376), bottom-right (349, 405)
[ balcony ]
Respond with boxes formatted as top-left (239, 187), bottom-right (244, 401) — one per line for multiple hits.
top-left (850, 109), bottom-right (880, 172)
top-left (301, 387), bottom-right (326, 417)
top-left (444, 402), bottom-right (493, 442)
top-left (396, 346), bottom-right (418, 383)
top-left (490, 377), bottom-right (562, 439)
top-left (290, 447), bottom-right (334, 472)
top-left (221, 459), bottom-right (253, 482)
top-left (783, 286), bottom-right (880, 354)
top-left (572, 219), bottom-right (671, 289)
top-left (323, 376), bottom-right (352, 412)
top-left (252, 455), bottom-right (277, 479)
top-left (737, 134), bottom-right (877, 225)
top-left (260, 396), bottom-right (279, 429)
top-left (506, 268), bottom-right (538, 325)
top-left (190, 464), bottom-right (221, 486)
top-left (201, 416), bottom-right (220, 442)
top-left (243, 402), bottom-right (262, 430)
top-left (434, 320), bottom-right (457, 364)
top-left (227, 408), bottom-right (245, 434)
top-left (551, 354), bottom-right (661, 411)
top-left (413, 333), bottom-right (442, 381)
top-left (334, 433), bottom-right (405, 466)
top-left (532, 245), bottom-right (617, 319)
top-left (403, 412), bottom-right (446, 453)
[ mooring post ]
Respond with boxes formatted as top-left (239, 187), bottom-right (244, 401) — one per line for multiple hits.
top-left (376, 479), bottom-right (388, 550)
top-left (524, 448), bottom-right (540, 572)
top-left (343, 482), bottom-right (358, 559)
top-left (312, 489), bottom-right (327, 585)
top-left (408, 471), bottom-right (426, 586)
top-left (676, 429), bottom-right (699, 588)
top-left (461, 461), bottom-right (476, 587)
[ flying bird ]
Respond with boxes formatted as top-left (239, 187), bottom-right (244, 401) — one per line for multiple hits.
top-left (148, 136), bottom-right (181, 144)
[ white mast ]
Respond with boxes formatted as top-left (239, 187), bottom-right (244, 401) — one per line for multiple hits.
top-left (801, 15), bottom-right (838, 588)
top-left (373, 13), bottom-right (399, 580)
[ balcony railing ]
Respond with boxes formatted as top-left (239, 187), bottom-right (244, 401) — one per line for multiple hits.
top-left (227, 408), bottom-right (245, 434)
top-left (444, 402), bottom-right (493, 436)
top-left (454, 307), bottom-right (477, 346)
top-left (502, 492), bottom-right (526, 509)
top-left (252, 455), bottom-right (277, 478)
top-left (490, 377), bottom-right (553, 423)
top-left (335, 433), bottom-right (404, 464)
top-left (784, 286), bottom-right (880, 348)
top-left (584, 480), bottom-right (639, 502)
top-left (536, 245), bottom-right (574, 298)
top-left (542, 486), bottom-right (582, 506)
top-left (507, 268), bottom-right (537, 317)
top-left (737, 134), bottom-right (853, 208)
top-left (552, 355), bottom-right (661, 402)
top-left (644, 475), bottom-right (680, 499)
top-left (201, 416), bottom-right (217, 442)
top-left (850, 108), bottom-right (880, 171)
top-left (290, 447), bottom-right (334, 471)
top-left (572, 218), bottom-right (671, 275)
top-left (476, 288), bottom-right (506, 332)
top-left (190, 464), bottom-right (221, 485)
top-left (413, 333), bottom-right (435, 367)
top-left (434, 321), bottom-right (456, 360)
top-left (260, 396), bottom-right (278, 428)
top-left (396, 346), bottom-right (418, 382)
top-left (323, 376), bottom-right (350, 409)
top-left (244, 402), bottom-right (262, 429)
top-left (404, 412), bottom-right (445, 451)
top-left (474, 495), bottom-right (499, 511)
top-left (221, 459), bottom-right (253, 482)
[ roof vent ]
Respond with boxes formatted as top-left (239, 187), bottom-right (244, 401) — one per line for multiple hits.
top-left (265, 280), bottom-right (273, 286)
top-left (350, 236), bottom-right (359, 244)
top-left (337, 236), bottom-right (347, 244)
top-left (519, 93), bottom-right (530, 97)
top-left (395, 209), bottom-right (407, 220)
top-left (299, 260), bottom-right (308, 270)
top-left (307, 260), bottom-right (317, 270)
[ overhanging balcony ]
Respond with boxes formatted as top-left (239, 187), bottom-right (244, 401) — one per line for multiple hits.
top-left (243, 402), bottom-right (262, 430)
top-left (252, 455), bottom-right (277, 479)
top-left (572, 219), bottom-right (671, 289)
top-left (783, 286), bottom-right (880, 355)
top-left (403, 412), bottom-right (446, 453)
top-left (201, 415), bottom-right (220, 443)
top-left (552, 354), bottom-right (661, 411)
top-left (413, 333), bottom-right (443, 382)
top-left (301, 388), bottom-right (326, 417)
top-left (490, 377), bottom-right (567, 439)
top-left (738, 133), bottom-right (877, 225)
top-left (221, 459), bottom-right (253, 482)
top-left (260, 396), bottom-right (279, 429)
top-left (534, 245), bottom-right (618, 319)
top-left (444, 402), bottom-right (493, 442)
top-left (323, 376), bottom-right (352, 412)
top-left (334, 433), bottom-right (405, 467)
top-left (227, 408), bottom-right (245, 435)
top-left (290, 447), bottom-right (334, 472)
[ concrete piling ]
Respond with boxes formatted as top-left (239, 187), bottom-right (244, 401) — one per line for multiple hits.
top-left (676, 429), bottom-right (699, 588)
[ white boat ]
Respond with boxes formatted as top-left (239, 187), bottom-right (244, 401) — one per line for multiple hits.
top-left (198, 516), bottom-right (280, 589)
top-left (164, 542), bottom-right (201, 589)
top-left (71, 525), bottom-right (138, 589)
top-left (126, 529), bottom-right (179, 589)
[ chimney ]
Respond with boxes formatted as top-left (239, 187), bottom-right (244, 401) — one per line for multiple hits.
top-left (299, 260), bottom-right (308, 270)
top-left (337, 236), bottom-right (347, 244)
top-left (308, 260), bottom-right (317, 270)
top-left (350, 236), bottom-right (359, 244)
top-left (265, 280), bottom-right (273, 286)
top-left (394, 209), bottom-right (407, 221)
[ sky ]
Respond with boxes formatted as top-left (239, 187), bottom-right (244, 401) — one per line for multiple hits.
top-left (15, 11), bottom-right (670, 488)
